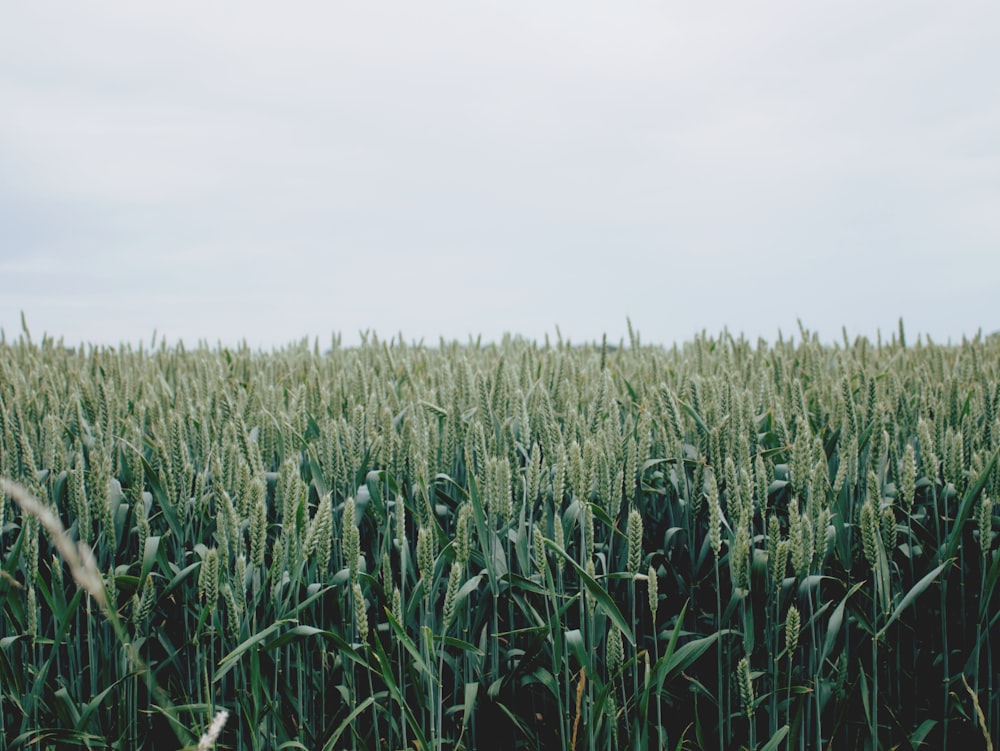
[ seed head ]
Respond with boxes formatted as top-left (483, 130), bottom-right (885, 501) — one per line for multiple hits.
top-left (606, 625), bottom-right (624, 672)
top-left (353, 582), bottom-right (368, 643)
top-left (196, 709), bottom-right (229, 751)
top-left (979, 496), bottom-right (993, 558)
top-left (417, 525), bottom-right (436, 599)
top-left (647, 564), bottom-right (658, 621)
top-left (309, 492), bottom-right (334, 571)
top-left (785, 605), bottom-right (801, 658)
top-left (455, 503), bottom-right (473, 568)
top-left (132, 577), bottom-right (155, 627)
top-left (737, 655), bottom-right (754, 718)
top-left (249, 480), bottom-right (268, 570)
top-left (442, 562), bottom-right (462, 631)
top-left (899, 444), bottom-right (917, 511)
top-left (627, 507), bottom-right (643, 574)
top-left (708, 475), bottom-right (723, 558)
top-left (754, 455), bottom-right (769, 509)
top-left (198, 548), bottom-right (220, 611)
top-left (860, 499), bottom-right (880, 570)
top-left (343, 497), bottom-right (360, 583)
top-left (533, 525), bottom-right (548, 580)
top-left (391, 586), bottom-right (402, 626)
top-left (881, 505), bottom-right (897, 555)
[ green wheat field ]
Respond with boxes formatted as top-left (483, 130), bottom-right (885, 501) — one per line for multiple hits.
top-left (1, 321), bottom-right (997, 750)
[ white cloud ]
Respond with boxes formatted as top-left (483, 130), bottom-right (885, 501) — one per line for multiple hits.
top-left (1, 1), bottom-right (997, 347)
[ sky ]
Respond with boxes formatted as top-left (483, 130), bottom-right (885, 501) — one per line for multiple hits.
top-left (1, 2), bottom-right (998, 350)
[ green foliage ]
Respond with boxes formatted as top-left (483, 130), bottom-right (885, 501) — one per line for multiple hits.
top-left (1, 324), bottom-right (998, 749)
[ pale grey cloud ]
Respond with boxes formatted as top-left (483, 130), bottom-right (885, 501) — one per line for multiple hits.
top-left (1, 1), bottom-right (998, 348)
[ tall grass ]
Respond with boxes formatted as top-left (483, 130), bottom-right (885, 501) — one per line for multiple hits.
top-left (0, 321), bottom-right (997, 749)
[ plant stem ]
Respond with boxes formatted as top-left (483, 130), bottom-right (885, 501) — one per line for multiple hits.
top-left (715, 561), bottom-right (724, 751)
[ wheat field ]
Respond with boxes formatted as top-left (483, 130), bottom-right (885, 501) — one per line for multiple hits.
top-left (1, 322), bottom-right (997, 750)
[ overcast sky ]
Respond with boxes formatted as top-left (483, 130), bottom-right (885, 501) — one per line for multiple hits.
top-left (2, 2), bottom-right (998, 350)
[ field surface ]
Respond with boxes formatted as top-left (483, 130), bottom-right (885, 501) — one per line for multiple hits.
top-left (1, 325), bottom-right (998, 750)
